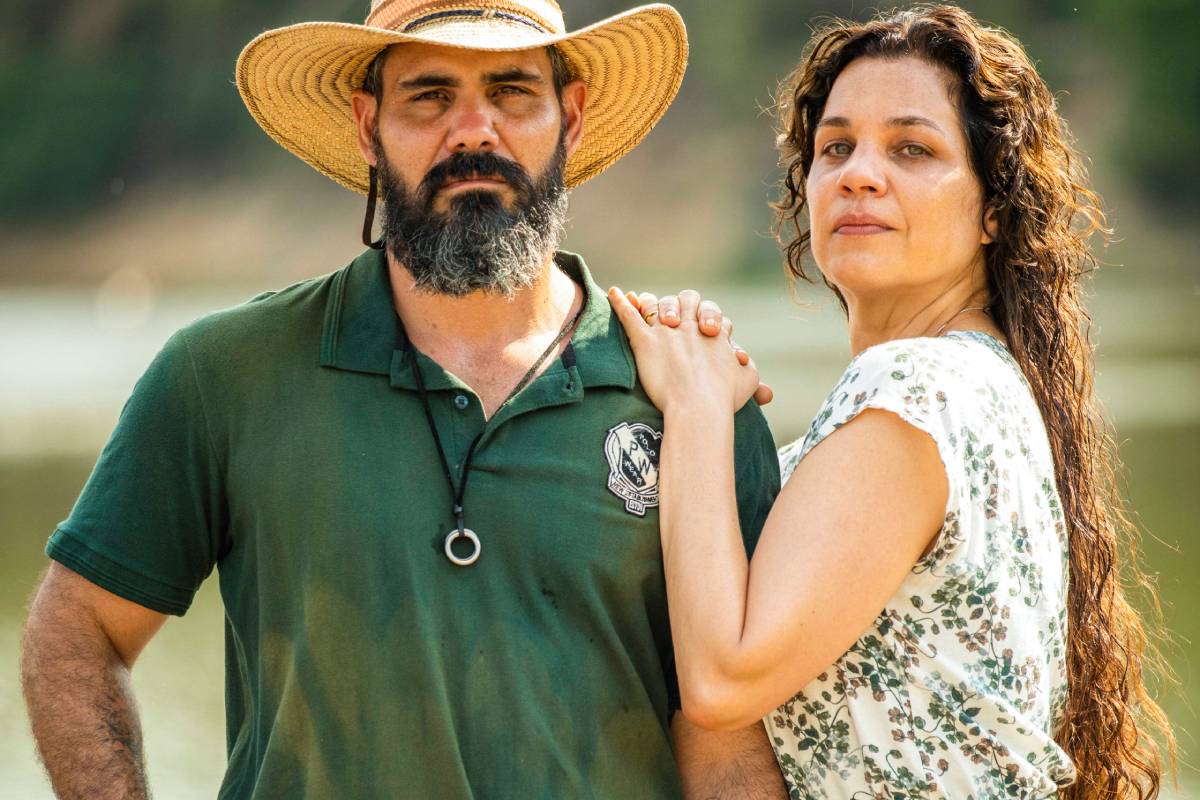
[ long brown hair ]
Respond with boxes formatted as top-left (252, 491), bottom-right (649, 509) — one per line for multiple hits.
top-left (773, 6), bottom-right (1175, 798)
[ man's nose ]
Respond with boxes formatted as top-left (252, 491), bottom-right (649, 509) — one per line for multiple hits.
top-left (837, 147), bottom-right (888, 196)
top-left (446, 102), bottom-right (498, 154)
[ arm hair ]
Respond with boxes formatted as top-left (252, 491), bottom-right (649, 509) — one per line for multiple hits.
top-left (672, 712), bottom-right (788, 799)
top-left (21, 564), bottom-right (166, 799)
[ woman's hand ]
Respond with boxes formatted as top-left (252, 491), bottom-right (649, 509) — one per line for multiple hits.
top-left (627, 291), bottom-right (774, 406)
top-left (614, 288), bottom-right (775, 410)
top-left (629, 290), bottom-right (724, 335)
top-left (608, 287), bottom-right (766, 415)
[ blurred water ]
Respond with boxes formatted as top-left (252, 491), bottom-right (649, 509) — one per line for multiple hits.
top-left (2, 281), bottom-right (1197, 796)
top-left (2, 279), bottom-right (1198, 458)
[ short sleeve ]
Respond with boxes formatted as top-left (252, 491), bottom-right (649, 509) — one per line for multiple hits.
top-left (732, 398), bottom-right (782, 558)
top-left (46, 329), bottom-right (228, 615)
top-left (802, 341), bottom-right (965, 564)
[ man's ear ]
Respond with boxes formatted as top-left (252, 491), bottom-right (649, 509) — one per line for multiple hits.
top-left (560, 79), bottom-right (587, 159)
top-left (351, 89), bottom-right (379, 167)
top-left (981, 204), bottom-right (999, 245)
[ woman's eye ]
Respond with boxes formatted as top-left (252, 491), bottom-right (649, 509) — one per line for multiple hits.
top-left (823, 142), bottom-right (852, 157)
top-left (900, 143), bottom-right (929, 157)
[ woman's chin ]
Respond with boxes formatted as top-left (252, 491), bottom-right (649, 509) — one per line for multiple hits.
top-left (818, 257), bottom-right (901, 295)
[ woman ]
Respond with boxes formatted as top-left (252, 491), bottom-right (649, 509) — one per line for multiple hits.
top-left (608, 6), bottom-right (1173, 799)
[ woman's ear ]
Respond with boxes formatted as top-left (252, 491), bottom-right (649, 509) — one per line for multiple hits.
top-left (981, 204), bottom-right (1000, 245)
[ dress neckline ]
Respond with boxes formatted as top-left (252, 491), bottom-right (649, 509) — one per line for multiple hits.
top-left (942, 328), bottom-right (1007, 348)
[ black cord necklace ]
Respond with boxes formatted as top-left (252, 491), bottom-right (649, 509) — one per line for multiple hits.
top-left (410, 290), bottom-right (586, 567)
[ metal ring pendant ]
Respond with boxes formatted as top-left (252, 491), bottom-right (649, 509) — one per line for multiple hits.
top-left (444, 528), bottom-right (481, 567)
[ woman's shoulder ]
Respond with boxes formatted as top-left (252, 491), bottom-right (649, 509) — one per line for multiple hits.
top-left (837, 330), bottom-right (1021, 408)
top-left (789, 331), bottom-right (1028, 466)
top-left (851, 329), bottom-right (1011, 380)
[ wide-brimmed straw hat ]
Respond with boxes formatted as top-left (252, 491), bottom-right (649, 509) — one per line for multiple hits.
top-left (236, 1), bottom-right (688, 193)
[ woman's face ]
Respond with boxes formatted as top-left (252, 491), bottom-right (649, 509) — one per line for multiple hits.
top-left (806, 56), bottom-right (993, 302)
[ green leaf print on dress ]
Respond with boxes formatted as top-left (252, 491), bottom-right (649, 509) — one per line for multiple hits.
top-left (769, 332), bottom-right (1075, 799)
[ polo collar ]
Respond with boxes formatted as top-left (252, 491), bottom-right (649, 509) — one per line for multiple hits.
top-left (319, 248), bottom-right (636, 391)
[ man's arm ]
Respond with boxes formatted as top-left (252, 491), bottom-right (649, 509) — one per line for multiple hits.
top-left (672, 713), bottom-right (787, 799)
top-left (21, 562), bottom-right (168, 800)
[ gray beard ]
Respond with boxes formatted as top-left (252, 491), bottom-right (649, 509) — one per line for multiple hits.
top-left (373, 134), bottom-right (569, 298)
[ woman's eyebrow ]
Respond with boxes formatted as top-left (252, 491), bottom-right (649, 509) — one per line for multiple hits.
top-left (889, 115), bottom-right (945, 134)
top-left (816, 115), bottom-right (851, 129)
top-left (815, 115), bottom-right (946, 134)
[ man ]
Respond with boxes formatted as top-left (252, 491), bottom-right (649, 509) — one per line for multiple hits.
top-left (21, 2), bottom-right (785, 797)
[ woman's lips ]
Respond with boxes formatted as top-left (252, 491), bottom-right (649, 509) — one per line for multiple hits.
top-left (835, 223), bottom-right (892, 235)
top-left (832, 211), bottom-right (894, 235)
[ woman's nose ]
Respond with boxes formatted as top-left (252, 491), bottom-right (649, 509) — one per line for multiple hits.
top-left (837, 147), bottom-right (887, 196)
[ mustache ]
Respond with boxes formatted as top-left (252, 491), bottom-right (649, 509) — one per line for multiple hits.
top-left (419, 151), bottom-right (535, 204)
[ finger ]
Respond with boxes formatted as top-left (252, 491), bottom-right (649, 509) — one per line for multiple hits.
top-left (718, 316), bottom-right (734, 342)
top-left (754, 382), bottom-right (775, 406)
top-left (607, 287), bottom-right (648, 343)
top-left (731, 335), bottom-right (748, 365)
top-left (626, 291), bottom-right (642, 311)
top-left (659, 295), bottom-right (682, 328)
top-left (698, 300), bottom-right (724, 337)
top-left (676, 289), bottom-right (701, 326)
top-left (735, 357), bottom-right (762, 409)
top-left (637, 292), bottom-right (661, 324)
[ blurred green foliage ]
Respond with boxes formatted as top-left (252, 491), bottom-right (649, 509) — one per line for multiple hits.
top-left (2, 0), bottom-right (363, 216)
top-left (3, 0), bottom-right (1198, 219)
top-left (1087, 0), bottom-right (1200, 214)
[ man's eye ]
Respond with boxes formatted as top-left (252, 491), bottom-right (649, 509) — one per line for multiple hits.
top-left (495, 85), bottom-right (528, 96)
top-left (413, 90), bottom-right (448, 102)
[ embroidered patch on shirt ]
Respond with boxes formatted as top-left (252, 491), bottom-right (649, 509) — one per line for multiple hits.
top-left (604, 422), bottom-right (662, 516)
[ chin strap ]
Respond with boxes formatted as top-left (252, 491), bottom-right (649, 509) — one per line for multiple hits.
top-left (362, 166), bottom-right (385, 250)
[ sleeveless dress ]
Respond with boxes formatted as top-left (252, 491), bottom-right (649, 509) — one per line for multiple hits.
top-left (766, 331), bottom-right (1077, 799)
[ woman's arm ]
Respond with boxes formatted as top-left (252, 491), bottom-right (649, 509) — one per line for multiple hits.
top-left (609, 288), bottom-right (948, 731)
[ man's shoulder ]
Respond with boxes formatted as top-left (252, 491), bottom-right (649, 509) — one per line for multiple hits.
top-left (176, 269), bottom-right (340, 359)
top-left (733, 398), bottom-right (777, 460)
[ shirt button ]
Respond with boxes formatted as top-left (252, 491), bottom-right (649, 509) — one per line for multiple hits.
top-left (453, 394), bottom-right (470, 411)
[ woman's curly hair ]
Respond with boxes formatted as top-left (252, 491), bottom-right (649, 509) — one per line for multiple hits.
top-left (773, 5), bottom-right (1175, 798)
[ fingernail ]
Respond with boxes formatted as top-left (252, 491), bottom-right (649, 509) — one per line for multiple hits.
top-left (703, 318), bottom-right (715, 328)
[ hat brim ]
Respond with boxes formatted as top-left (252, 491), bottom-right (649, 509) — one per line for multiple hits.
top-left (235, 4), bottom-right (687, 193)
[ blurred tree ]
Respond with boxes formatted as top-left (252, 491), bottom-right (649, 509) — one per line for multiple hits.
top-left (1089, 0), bottom-right (1200, 217)
top-left (0, 0), bottom-right (365, 219)
top-left (1, 0), bottom-right (1197, 220)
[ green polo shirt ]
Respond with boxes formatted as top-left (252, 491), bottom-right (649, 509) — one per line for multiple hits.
top-left (47, 248), bottom-right (780, 799)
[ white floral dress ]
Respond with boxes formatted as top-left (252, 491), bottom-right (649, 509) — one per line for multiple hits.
top-left (767, 331), bottom-right (1076, 799)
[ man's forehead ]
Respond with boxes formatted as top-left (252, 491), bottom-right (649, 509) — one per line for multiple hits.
top-left (383, 42), bottom-right (552, 81)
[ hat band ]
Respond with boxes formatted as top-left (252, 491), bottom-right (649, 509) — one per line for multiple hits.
top-left (403, 8), bottom-right (549, 34)
top-left (366, 0), bottom-right (563, 35)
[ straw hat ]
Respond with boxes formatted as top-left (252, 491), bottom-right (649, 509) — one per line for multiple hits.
top-left (236, 1), bottom-right (688, 193)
